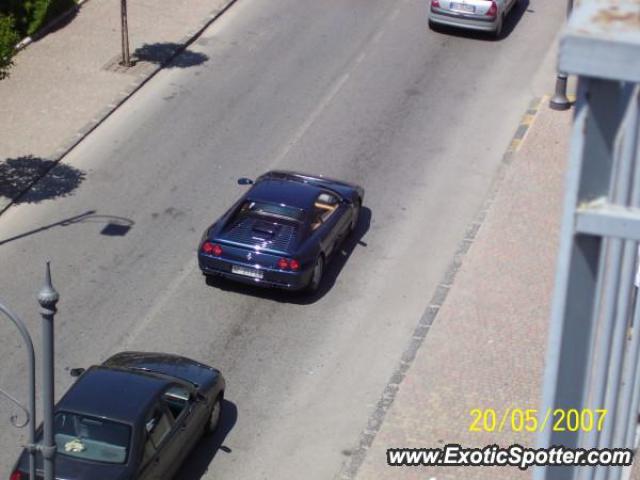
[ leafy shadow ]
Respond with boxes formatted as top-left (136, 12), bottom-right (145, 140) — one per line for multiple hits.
top-left (33, 2), bottom-right (79, 40)
top-left (0, 155), bottom-right (85, 204)
top-left (133, 43), bottom-right (208, 68)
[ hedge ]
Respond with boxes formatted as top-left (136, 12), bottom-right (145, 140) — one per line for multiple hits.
top-left (0, 0), bottom-right (76, 78)
top-left (0, 14), bottom-right (19, 79)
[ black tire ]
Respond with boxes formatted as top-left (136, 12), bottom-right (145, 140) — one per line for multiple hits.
top-left (205, 397), bottom-right (222, 435)
top-left (306, 255), bottom-right (325, 293)
top-left (349, 199), bottom-right (361, 235)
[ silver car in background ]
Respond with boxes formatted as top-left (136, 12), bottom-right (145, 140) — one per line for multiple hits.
top-left (428, 0), bottom-right (518, 38)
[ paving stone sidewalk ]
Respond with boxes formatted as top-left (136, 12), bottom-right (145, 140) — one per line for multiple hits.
top-left (341, 102), bottom-right (574, 480)
top-left (0, 0), bottom-right (237, 214)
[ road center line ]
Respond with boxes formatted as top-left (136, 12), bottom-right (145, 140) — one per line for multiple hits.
top-left (119, 258), bottom-right (197, 351)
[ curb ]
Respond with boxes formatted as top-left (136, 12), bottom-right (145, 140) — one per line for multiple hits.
top-left (336, 96), bottom-right (547, 480)
top-left (0, 0), bottom-right (239, 216)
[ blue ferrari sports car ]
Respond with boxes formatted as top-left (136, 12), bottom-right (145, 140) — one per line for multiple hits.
top-left (198, 170), bottom-right (364, 292)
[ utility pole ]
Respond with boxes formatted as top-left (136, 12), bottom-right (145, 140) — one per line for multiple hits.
top-left (120, 0), bottom-right (132, 67)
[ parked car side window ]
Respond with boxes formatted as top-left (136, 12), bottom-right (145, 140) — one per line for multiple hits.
top-left (146, 407), bottom-right (172, 449)
top-left (163, 385), bottom-right (191, 420)
top-left (312, 192), bottom-right (340, 230)
top-left (140, 405), bottom-right (173, 470)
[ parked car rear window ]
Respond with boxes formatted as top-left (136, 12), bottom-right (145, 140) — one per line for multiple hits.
top-left (238, 201), bottom-right (305, 222)
top-left (54, 412), bottom-right (131, 464)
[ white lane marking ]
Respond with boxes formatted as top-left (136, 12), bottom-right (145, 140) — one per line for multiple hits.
top-left (270, 2), bottom-right (402, 167)
top-left (370, 28), bottom-right (384, 46)
top-left (271, 69), bottom-right (353, 166)
top-left (120, 258), bottom-right (196, 349)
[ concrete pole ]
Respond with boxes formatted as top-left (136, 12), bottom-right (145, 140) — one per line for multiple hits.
top-left (38, 262), bottom-right (59, 480)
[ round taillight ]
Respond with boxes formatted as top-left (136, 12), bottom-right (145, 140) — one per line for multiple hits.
top-left (290, 259), bottom-right (300, 271)
top-left (10, 471), bottom-right (22, 480)
top-left (277, 258), bottom-right (289, 270)
top-left (202, 242), bottom-right (222, 256)
top-left (431, 0), bottom-right (440, 6)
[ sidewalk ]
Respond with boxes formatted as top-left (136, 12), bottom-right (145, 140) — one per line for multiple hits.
top-left (341, 100), bottom-right (574, 479)
top-left (0, 0), bottom-right (236, 213)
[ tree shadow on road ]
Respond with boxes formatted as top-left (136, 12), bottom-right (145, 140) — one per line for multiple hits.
top-left (133, 43), bottom-right (209, 68)
top-left (0, 156), bottom-right (85, 205)
top-left (174, 399), bottom-right (238, 480)
top-left (205, 206), bottom-right (372, 305)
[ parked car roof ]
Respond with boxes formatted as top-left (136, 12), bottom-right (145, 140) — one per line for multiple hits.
top-left (57, 366), bottom-right (172, 423)
top-left (103, 351), bottom-right (219, 389)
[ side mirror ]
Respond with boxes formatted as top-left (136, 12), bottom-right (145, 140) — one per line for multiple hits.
top-left (70, 368), bottom-right (85, 378)
top-left (237, 177), bottom-right (254, 185)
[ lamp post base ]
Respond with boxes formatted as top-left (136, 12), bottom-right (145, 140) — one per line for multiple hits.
top-left (549, 73), bottom-right (572, 111)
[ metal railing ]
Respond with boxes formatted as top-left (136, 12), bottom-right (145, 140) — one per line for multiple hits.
top-left (536, 1), bottom-right (640, 479)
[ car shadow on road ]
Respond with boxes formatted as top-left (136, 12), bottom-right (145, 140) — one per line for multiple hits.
top-left (174, 399), bottom-right (238, 480)
top-left (429, 0), bottom-right (530, 41)
top-left (0, 155), bottom-right (86, 205)
top-left (133, 43), bottom-right (209, 68)
top-left (205, 206), bottom-right (372, 305)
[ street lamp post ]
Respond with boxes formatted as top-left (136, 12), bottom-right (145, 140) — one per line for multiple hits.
top-left (549, 0), bottom-right (575, 111)
top-left (38, 262), bottom-right (59, 480)
top-left (0, 263), bottom-right (59, 480)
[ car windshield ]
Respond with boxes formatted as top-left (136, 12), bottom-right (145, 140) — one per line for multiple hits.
top-left (54, 412), bottom-right (131, 464)
top-left (239, 201), bottom-right (304, 222)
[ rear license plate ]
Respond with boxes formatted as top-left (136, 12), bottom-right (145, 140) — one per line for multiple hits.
top-left (450, 2), bottom-right (475, 12)
top-left (232, 265), bottom-right (264, 279)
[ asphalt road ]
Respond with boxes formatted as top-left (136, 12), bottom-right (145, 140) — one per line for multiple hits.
top-left (0, 0), bottom-right (565, 478)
